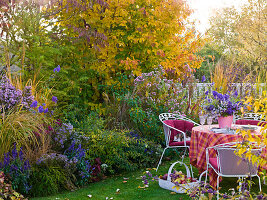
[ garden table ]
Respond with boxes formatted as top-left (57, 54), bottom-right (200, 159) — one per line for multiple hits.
top-left (189, 124), bottom-right (264, 189)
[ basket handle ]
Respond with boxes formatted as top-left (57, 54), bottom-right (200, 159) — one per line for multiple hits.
top-left (167, 161), bottom-right (191, 181)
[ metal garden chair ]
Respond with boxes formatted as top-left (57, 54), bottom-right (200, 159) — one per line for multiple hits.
top-left (234, 113), bottom-right (266, 126)
top-left (156, 113), bottom-right (199, 172)
top-left (205, 142), bottom-right (263, 199)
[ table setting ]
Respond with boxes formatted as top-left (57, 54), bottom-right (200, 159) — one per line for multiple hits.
top-left (190, 90), bottom-right (266, 189)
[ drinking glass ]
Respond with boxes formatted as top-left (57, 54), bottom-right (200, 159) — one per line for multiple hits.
top-left (199, 115), bottom-right (206, 130)
top-left (207, 116), bottom-right (213, 130)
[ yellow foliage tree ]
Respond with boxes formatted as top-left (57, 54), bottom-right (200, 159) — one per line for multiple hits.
top-left (46, 0), bottom-right (205, 101)
top-left (237, 91), bottom-right (267, 170)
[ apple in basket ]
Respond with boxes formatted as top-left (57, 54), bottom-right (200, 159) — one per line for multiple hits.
top-left (159, 170), bottom-right (197, 185)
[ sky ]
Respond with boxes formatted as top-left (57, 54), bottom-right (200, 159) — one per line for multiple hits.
top-left (187, 0), bottom-right (246, 34)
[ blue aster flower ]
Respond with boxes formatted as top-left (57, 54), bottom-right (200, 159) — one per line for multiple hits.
top-left (201, 75), bottom-right (206, 82)
top-left (224, 94), bottom-right (229, 100)
top-left (30, 100), bottom-right (38, 108)
top-left (234, 90), bottom-right (238, 97)
top-left (52, 96), bottom-right (58, 103)
top-left (212, 91), bottom-right (218, 97)
top-left (38, 106), bottom-right (44, 113)
top-left (53, 65), bottom-right (61, 73)
top-left (44, 108), bottom-right (49, 113)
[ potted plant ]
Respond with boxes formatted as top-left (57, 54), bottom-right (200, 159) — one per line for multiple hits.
top-left (202, 90), bottom-right (242, 128)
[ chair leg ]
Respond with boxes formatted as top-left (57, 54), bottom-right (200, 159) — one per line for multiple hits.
top-left (257, 175), bottom-right (262, 192)
top-left (199, 170), bottom-right (207, 183)
top-left (156, 147), bottom-right (167, 171)
top-left (238, 178), bottom-right (242, 192)
top-left (217, 175), bottom-right (220, 200)
top-left (205, 165), bottom-right (209, 184)
top-left (184, 147), bottom-right (195, 178)
top-left (189, 163), bottom-right (194, 178)
top-left (181, 148), bottom-right (187, 163)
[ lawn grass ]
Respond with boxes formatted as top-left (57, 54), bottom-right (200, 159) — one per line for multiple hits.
top-left (31, 157), bottom-right (266, 200)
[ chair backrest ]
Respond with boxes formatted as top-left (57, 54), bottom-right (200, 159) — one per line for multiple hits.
top-left (159, 113), bottom-right (196, 147)
top-left (215, 144), bottom-right (261, 176)
top-left (235, 113), bottom-right (265, 121)
top-left (159, 113), bottom-right (199, 126)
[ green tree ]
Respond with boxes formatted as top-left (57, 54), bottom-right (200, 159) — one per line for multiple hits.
top-left (207, 0), bottom-right (266, 71)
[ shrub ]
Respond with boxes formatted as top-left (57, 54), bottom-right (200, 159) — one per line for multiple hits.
top-left (0, 171), bottom-right (26, 200)
top-left (76, 114), bottom-right (162, 174)
top-left (0, 144), bottom-right (31, 195)
top-left (30, 142), bottom-right (93, 196)
top-left (29, 166), bottom-right (69, 197)
top-left (64, 142), bottom-right (93, 186)
top-left (30, 153), bottom-right (76, 196)
top-left (119, 67), bottom-right (199, 143)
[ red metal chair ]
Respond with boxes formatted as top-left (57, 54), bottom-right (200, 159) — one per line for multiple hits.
top-left (156, 113), bottom-right (199, 172)
top-left (235, 113), bottom-right (266, 126)
top-left (205, 142), bottom-right (263, 199)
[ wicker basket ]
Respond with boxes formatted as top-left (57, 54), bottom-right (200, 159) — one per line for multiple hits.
top-left (158, 161), bottom-right (199, 193)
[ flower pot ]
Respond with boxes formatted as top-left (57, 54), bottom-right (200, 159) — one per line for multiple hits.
top-left (218, 115), bottom-right (233, 128)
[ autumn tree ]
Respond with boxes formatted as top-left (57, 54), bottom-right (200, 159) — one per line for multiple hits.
top-left (45, 0), bottom-right (204, 101)
top-left (207, 0), bottom-right (266, 72)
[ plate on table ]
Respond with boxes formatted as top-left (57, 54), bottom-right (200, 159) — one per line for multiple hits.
top-left (240, 125), bottom-right (259, 130)
top-left (211, 128), bottom-right (236, 135)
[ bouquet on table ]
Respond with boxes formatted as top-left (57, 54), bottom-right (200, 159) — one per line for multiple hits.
top-left (202, 90), bottom-right (242, 128)
top-left (202, 90), bottom-right (242, 117)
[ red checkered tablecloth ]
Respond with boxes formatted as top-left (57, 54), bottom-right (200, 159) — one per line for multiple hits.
top-left (189, 124), bottom-right (263, 188)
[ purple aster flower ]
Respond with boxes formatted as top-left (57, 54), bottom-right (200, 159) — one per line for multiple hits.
top-left (38, 106), bottom-right (44, 113)
top-left (224, 94), bottom-right (229, 100)
top-left (234, 90), bottom-right (238, 97)
top-left (30, 100), bottom-right (38, 108)
top-left (201, 75), bottom-right (206, 82)
top-left (52, 96), bottom-right (58, 103)
top-left (207, 188), bottom-right (214, 193)
top-left (212, 91), bottom-right (218, 97)
top-left (44, 108), bottom-right (49, 113)
top-left (53, 65), bottom-right (61, 72)
top-left (205, 90), bottom-right (209, 95)
top-left (11, 144), bottom-right (17, 158)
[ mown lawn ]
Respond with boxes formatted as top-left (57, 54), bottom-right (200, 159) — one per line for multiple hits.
top-left (32, 158), bottom-right (266, 200)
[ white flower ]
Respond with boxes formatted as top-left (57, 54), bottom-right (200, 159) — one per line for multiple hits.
top-left (136, 5), bottom-right (139, 8)
top-left (87, 194), bottom-right (92, 198)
